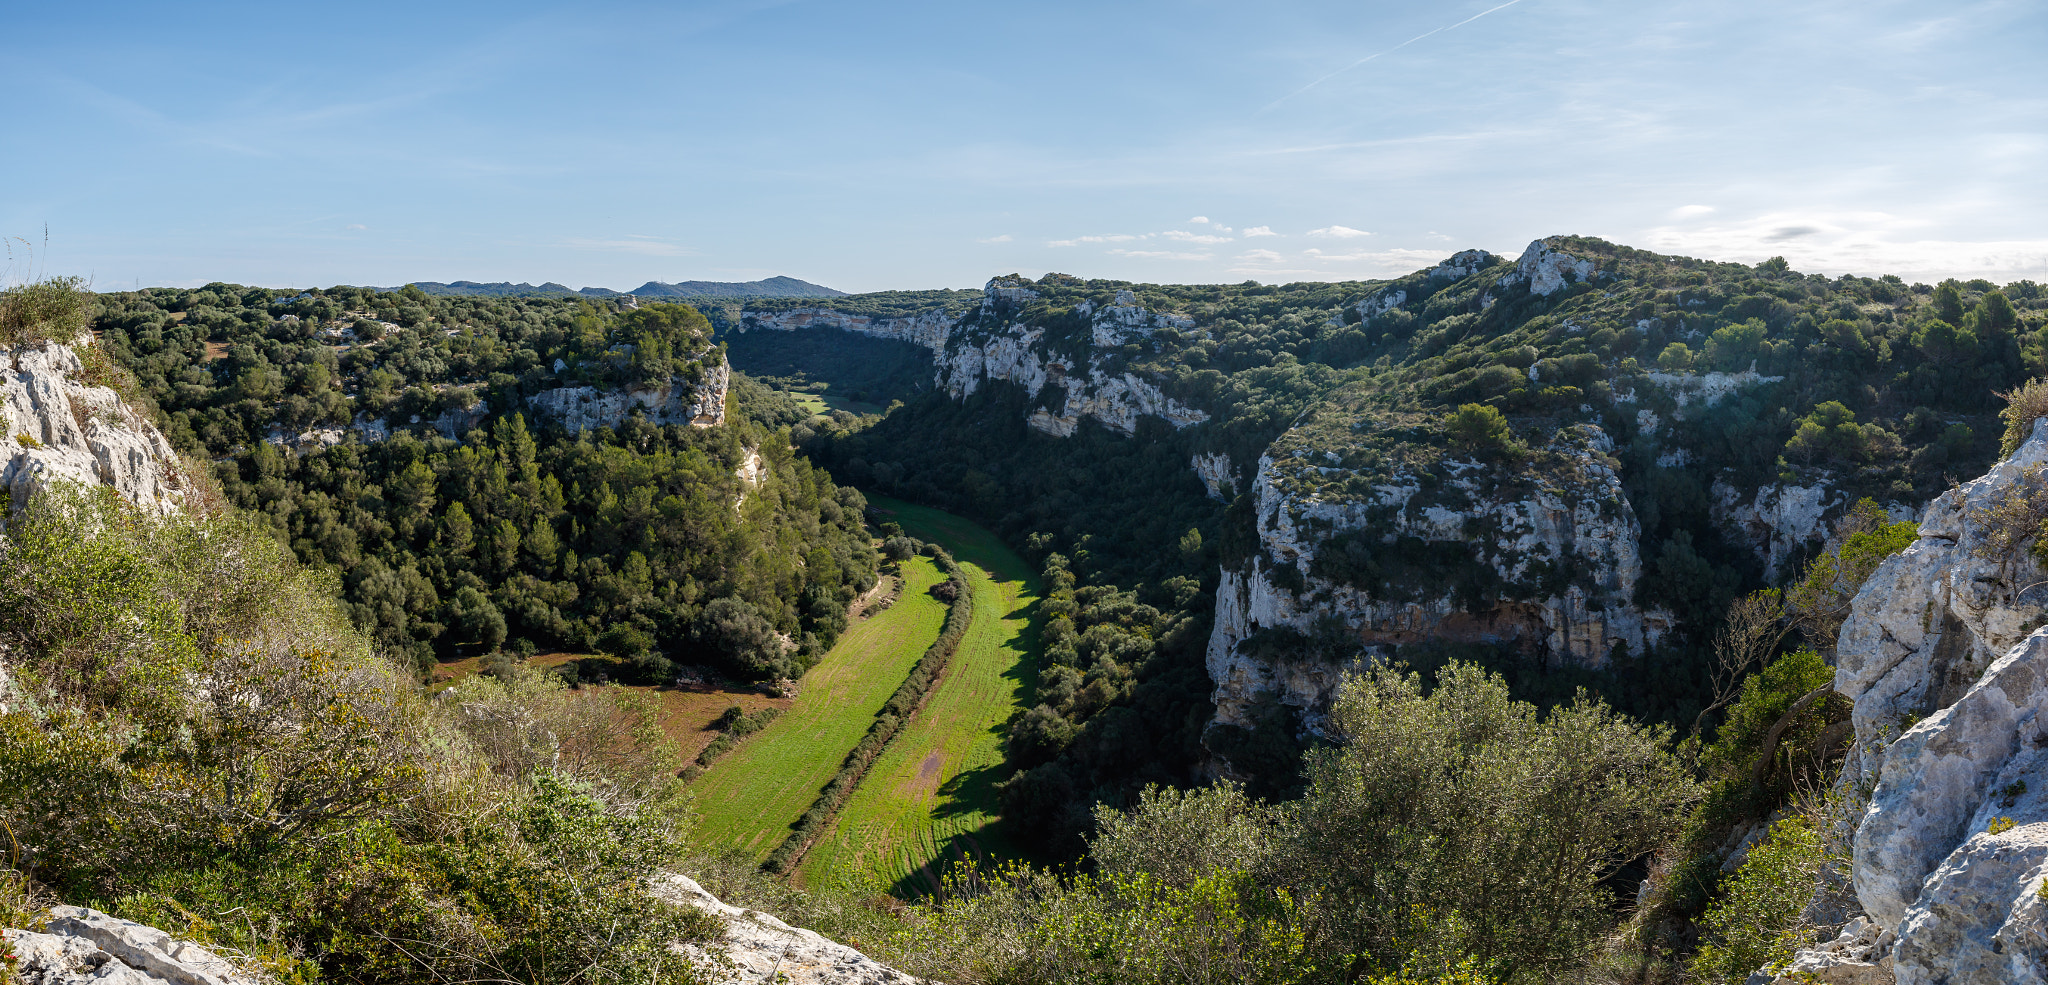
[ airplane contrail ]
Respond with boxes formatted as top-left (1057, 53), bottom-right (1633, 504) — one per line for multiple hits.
top-left (1261, 0), bottom-right (1531, 112)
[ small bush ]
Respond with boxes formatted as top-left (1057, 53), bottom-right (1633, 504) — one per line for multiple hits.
top-left (0, 276), bottom-right (92, 348)
top-left (1999, 376), bottom-right (2048, 455)
top-left (1689, 816), bottom-right (1826, 985)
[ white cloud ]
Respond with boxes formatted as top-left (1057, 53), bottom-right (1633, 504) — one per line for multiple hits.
top-left (978, 234), bottom-right (1014, 243)
top-left (1048, 234), bottom-right (1140, 247)
top-left (1308, 225), bottom-right (1371, 239)
top-left (1189, 216), bottom-right (1210, 224)
top-left (1639, 209), bottom-right (2048, 282)
top-left (1234, 249), bottom-right (1285, 262)
top-left (1110, 248), bottom-right (1213, 260)
top-left (564, 237), bottom-right (698, 257)
top-left (1164, 230), bottom-right (1234, 244)
top-left (345, 224), bottom-right (367, 230)
top-left (1671, 205), bottom-right (1715, 219)
top-left (1242, 226), bottom-right (1277, 237)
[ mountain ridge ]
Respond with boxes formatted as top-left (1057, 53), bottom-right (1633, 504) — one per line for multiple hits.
top-left (403, 275), bottom-right (846, 299)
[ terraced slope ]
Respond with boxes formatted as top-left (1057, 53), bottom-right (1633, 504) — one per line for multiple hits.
top-left (690, 555), bottom-right (948, 858)
top-left (799, 496), bottom-right (1041, 893)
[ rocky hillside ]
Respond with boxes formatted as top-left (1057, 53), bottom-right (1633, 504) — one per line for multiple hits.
top-left (2, 336), bottom-right (185, 524)
top-left (741, 238), bottom-right (2047, 765)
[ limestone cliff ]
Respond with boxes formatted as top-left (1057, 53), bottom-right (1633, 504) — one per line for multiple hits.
top-left (1778, 417), bottom-right (2048, 984)
top-left (1206, 419), bottom-right (1672, 736)
top-left (525, 360), bottom-right (730, 432)
top-left (1, 338), bottom-right (185, 525)
top-left (740, 279), bottom-right (1209, 440)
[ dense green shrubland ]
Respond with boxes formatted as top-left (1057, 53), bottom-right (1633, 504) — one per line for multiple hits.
top-left (879, 662), bottom-right (1694, 985)
top-left (0, 486), bottom-right (718, 984)
top-left (209, 410), bottom-right (875, 679)
top-left (85, 285), bottom-right (878, 679)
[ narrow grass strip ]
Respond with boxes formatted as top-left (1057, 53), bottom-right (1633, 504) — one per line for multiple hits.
top-left (762, 549), bottom-right (973, 874)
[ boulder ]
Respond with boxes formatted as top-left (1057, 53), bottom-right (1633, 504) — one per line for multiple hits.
top-left (656, 874), bottom-right (926, 984)
top-left (6, 907), bottom-right (249, 985)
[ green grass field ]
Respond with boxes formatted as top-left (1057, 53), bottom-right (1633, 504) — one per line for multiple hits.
top-left (798, 495), bottom-right (1041, 895)
top-left (688, 555), bottom-right (948, 859)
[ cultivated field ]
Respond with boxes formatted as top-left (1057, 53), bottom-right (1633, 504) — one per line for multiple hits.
top-left (689, 555), bottom-right (949, 859)
top-left (799, 496), bottom-right (1041, 894)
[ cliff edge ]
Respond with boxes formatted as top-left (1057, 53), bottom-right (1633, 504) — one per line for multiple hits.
top-left (1783, 417), bottom-right (2048, 983)
top-left (1, 337), bottom-right (184, 525)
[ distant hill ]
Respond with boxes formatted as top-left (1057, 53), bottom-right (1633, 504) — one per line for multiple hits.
top-left (407, 276), bottom-right (845, 299)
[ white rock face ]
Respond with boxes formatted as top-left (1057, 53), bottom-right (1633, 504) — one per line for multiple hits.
top-left (1355, 289), bottom-right (1407, 320)
top-left (1192, 451), bottom-right (1237, 500)
top-left (527, 361), bottom-right (729, 432)
top-left (1497, 239), bottom-right (1597, 297)
top-left (1206, 428), bottom-right (1672, 735)
top-left (1429, 249), bottom-right (1495, 280)
top-left (1714, 479), bottom-right (1844, 579)
top-left (1644, 366), bottom-right (1786, 409)
top-left (1816, 418), bottom-right (2048, 985)
top-left (1761, 916), bottom-right (1895, 985)
top-left (1, 340), bottom-right (184, 524)
top-left (740, 307), bottom-right (956, 354)
top-left (7, 906), bottom-right (252, 985)
top-left (657, 875), bottom-right (925, 984)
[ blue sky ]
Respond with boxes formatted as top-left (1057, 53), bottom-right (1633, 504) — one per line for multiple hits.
top-left (4, 0), bottom-right (2044, 292)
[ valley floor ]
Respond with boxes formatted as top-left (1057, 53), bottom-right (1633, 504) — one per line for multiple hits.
top-left (689, 555), bottom-right (950, 858)
top-left (798, 495), bottom-right (1042, 894)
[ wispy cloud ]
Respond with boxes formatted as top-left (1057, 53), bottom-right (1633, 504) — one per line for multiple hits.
top-left (1189, 215), bottom-right (1210, 224)
top-left (1308, 225), bottom-right (1371, 239)
top-left (1235, 249), bottom-right (1284, 262)
top-left (1263, 0), bottom-right (1531, 111)
top-left (1671, 204), bottom-right (1715, 219)
top-left (345, 224), bottom-right (367, 231)
top-left (1243, 226), bottom-right (1277, 237)
top-left (978, 234), bottom-right (1013, 243)
top-left (1165, 230), bottom-right (1234, 244)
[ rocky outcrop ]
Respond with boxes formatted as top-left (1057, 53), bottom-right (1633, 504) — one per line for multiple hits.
top-left (1714, 479), bottom-right (1845, 580)
top-left (1, 339), bottom-right (184, 524)
top-left (526, 361), bottom-right (729, 432)
top-left (1497, 239), bottom-right (1598, 297)
top-left (1192, 451), bottom-right (1237, 500)
top-left (658, 875), bottom-right (925, 984)
top-left (1206, 426), bottom-right (1672, 737)
top-left (6, 906), bottom-right (252, 985)
top-left (1803, 417), bottom-right (2048, 984)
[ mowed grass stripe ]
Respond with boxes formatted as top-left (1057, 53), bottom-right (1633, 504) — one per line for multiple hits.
top-left (799, 496), bottom-right (1039, 893)
top-left (689, 555), bottom-right (948, 859)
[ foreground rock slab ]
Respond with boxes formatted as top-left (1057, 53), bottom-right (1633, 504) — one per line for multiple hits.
top-left (658, 874), bottom-right (926, 984)
top-left (6, 906), bottom-right (250, 985)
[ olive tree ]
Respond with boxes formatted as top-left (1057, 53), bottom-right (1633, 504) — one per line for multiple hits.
top-left (1275, 662), bottom-right (1699, 983)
